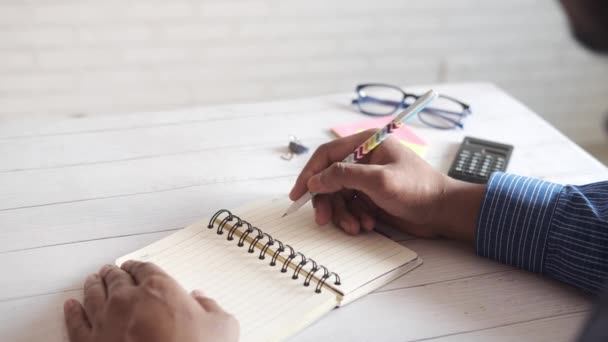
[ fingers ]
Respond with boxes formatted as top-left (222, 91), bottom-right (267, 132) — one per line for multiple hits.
top-left (191, 290), bottom-right (225, 313)
top-left (121, 260), bottom-right (168, 285)
top-left (83, 273), bottom-right (106, 321)
top-left (312, 194), bottom-right (332, 226)
top-left (348, 196), bottom-right (376, 232)
top-left (290, 129), bottom-right (378, 201)
top-left (316, 192), bottom-right (376, 233)
top-left (99, 264), bottom-right (134, 294)
top-left (307, 162), bottom-right (383, 195)
top-left (331, 194), bottom-right (360, 235)
top-left (64, 299), bottom-right (91, 342)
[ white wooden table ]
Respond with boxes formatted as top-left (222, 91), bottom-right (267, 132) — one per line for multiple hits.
top-left (1, 82), bottom-right (605, 341)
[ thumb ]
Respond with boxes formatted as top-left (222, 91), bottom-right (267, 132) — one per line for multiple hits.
top-left (307, 162), bottom-right (384, 195)
top-left (191, 290), bottom-right (224, 313)
top-left (63, 299), bottom-right (91, 342)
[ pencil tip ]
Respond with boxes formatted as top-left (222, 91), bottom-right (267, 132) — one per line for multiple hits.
top-left (281, 213), bottom-right (287, 218)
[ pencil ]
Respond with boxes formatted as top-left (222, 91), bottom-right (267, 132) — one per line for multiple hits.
top-left (282, 89), bottom-right (438, 217)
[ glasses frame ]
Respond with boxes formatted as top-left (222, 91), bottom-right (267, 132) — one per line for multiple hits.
top-left (351, 83), bottom-right (472, 129)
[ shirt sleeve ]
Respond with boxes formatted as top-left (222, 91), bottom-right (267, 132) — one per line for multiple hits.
top-left (475, 172), bottom-right (608, 293)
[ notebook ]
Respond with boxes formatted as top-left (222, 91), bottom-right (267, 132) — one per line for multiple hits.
top-left (331, 117), bottom-right (429, 157)
top-left (116, 198), bottom-right (421, 342)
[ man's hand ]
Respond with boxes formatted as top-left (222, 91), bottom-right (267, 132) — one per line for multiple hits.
top-left (63, 261), bottom-right (239, 342)
top-left (290, 129), bottom-right (486, 243)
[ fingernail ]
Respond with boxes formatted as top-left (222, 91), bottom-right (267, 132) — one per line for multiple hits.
top-left (99, 264), bottom-right (112, 275)
top-left (64, 299), bottom-right (76, 311)
top-left (340, 219), bottom-right (350, 231)
top-left (85, 273), bottom-right (98, 282)
top-left (192, 289), bottom-right (205, 297)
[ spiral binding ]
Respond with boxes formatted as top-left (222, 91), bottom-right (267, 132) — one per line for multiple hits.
top-left (208, 209), bottom-right (341, 294)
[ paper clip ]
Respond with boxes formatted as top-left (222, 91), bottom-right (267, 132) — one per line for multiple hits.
top-left (281, 136), bottom-right (309, 160)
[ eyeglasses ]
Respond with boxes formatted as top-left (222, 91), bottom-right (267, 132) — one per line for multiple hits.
top-left (351, 83), bottom-right (472, 129)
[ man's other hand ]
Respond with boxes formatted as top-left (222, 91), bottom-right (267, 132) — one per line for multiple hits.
top-left (63, 261), bottom-right (239, 342)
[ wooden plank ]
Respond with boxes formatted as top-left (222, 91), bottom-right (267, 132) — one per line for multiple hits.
top-left (0, 137), bottom-right (604, 211)
top-left (1, 81), bottom-right (604, 212)
top-left (425, 312), bottom-right (588, 342)
top-left (0, 223), bottom-right (586, 315)
top-left (0, 268), bottom-right (588, 342)
top-left (0, 83), bottom-right (498, 138)
top-left (0, 290), bottom-right (77, 342)
top-left (0, 81), bottom-right (580, 174)
top-left (0, 143), bottom-right (306, 210)
top-left (0, 177), bottom-right (294, 252)
top-left (382, 239), bottom-right (512, 291)
top-left (0, 108), bottom-right (564, 172)
top-left (0, 161), bottom-right (606, 254)
top-left (0, 96), bottom-right (332, 139)
top-left (291, 271), bottom-right (591, 341)
top-left (0, 228), bottom-right (508, 301)
top-left (0, 109), bottom-right (348, 172)
top-left (0, 231), bottom-right (172, 301)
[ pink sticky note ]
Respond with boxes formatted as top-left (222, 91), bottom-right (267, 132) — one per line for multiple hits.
top-left (331, 117), bottom-right (427, 146)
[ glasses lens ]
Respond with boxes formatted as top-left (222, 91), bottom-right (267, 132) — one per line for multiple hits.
top-left (415, 95), bottom-right (466, 129)
top-left (357, 85), bottom-right (404, 116)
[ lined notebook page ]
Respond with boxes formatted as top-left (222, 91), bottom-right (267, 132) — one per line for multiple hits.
top-left (116, 221), bottom-right (338, 342)
top-left (231, 198), bottom-right (418, 296)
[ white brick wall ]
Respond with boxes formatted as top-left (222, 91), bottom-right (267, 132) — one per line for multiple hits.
top-left (0, 0), bottom-right (607, 147)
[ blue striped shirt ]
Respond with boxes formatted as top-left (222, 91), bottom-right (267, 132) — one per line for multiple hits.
top-left (476, 172), bottom-right (608, 293)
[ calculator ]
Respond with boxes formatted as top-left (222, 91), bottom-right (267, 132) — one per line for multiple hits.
top-left (447, 137), bottom-right (514, 184)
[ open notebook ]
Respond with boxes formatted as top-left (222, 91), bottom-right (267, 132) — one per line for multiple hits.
top-left (117, 198), bottom-right (421, 342)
